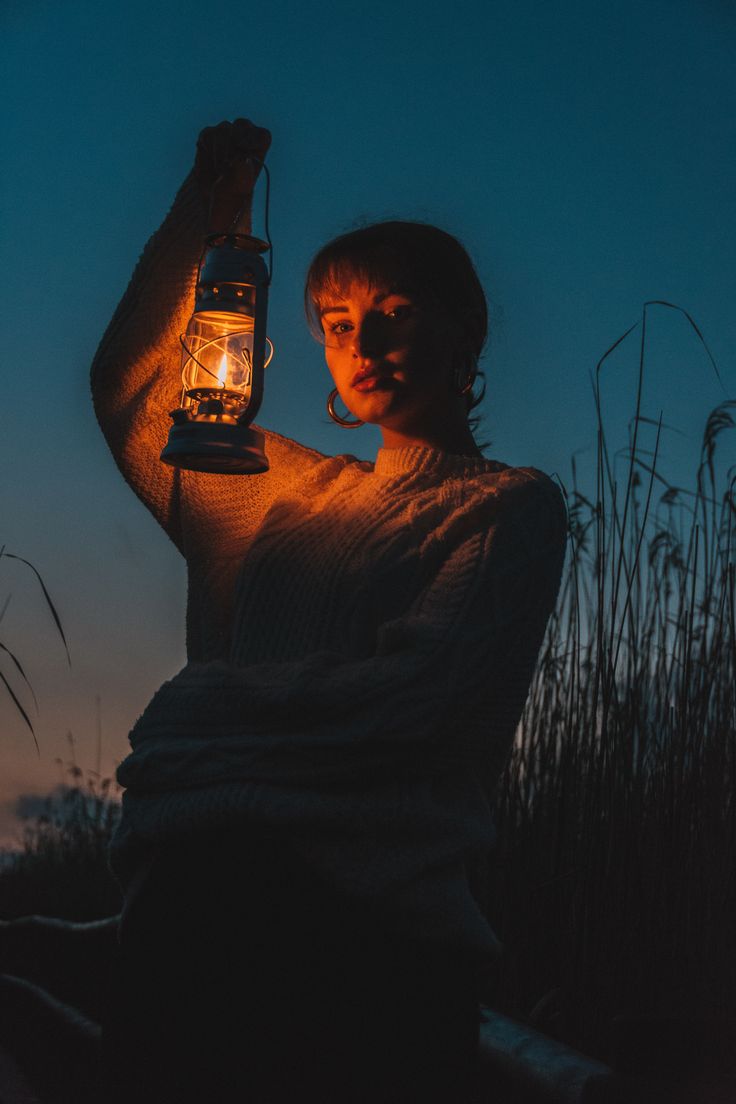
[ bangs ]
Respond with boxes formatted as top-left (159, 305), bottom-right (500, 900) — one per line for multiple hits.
top-left (305, 239), bottom-right (425, 341)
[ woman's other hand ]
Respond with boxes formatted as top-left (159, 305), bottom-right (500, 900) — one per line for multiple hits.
top-left (194, 118), bottom-right (272, 234)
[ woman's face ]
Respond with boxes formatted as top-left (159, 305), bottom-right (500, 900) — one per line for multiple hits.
top-left (320, 280), bottom-right (457, 438)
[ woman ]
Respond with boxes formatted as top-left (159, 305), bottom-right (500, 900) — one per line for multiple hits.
top-left (94, 119), bottom-right (567, 1103)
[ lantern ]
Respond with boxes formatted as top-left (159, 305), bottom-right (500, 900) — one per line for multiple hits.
top-left (161, 171), bottom-right (273, 473)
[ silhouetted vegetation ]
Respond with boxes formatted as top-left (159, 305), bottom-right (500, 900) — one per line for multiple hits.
top-left (0, 739), bottom-right (121, 920)
top-left (489, 306), bottom-right (735, 1058)
top-left (0, 546), bottom-right (70, 753)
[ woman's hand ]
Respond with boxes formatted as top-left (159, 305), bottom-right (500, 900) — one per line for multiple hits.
top-left (193, 118), bottom-right (272, 234)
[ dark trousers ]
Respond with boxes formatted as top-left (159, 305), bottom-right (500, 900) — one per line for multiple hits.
top-left (102, 829), bottom-right (481, 1103)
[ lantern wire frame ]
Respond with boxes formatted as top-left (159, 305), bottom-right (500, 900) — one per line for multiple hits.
top-left (177, 329), bottom-right (274, 391)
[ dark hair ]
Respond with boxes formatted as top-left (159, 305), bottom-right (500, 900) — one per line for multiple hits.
top-left (304, 220), bottom-right (488, 434)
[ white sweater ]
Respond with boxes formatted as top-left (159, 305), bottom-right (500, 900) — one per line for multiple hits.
top-left (91, 172), bottom-right (567, 972)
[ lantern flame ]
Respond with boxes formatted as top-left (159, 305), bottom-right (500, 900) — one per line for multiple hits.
top-left (217, 355), bottom-right (228, 387)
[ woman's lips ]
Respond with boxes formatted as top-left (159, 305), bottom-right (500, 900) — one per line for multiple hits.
top-left (352, 374), bottom-right (394, 392)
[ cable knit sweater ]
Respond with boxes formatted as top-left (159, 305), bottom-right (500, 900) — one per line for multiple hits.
top-left (91, 171), bottom-right (567, 970)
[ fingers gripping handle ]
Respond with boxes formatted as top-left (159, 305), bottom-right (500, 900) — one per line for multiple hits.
top-left (194, 118), bottom-right (272, 237)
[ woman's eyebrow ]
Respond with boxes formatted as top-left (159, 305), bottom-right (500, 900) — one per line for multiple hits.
top-left (374, 288), bottom-right (413, 303)
top-left (319, 304), bottom-right (349, 317)
top-left (319, 289), bottom-right (413, 317)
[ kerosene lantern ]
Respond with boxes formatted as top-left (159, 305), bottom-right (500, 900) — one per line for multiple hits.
top-left (161, 161), bottom-right (273, 473)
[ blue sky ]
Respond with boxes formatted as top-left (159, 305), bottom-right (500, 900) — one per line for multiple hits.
top-left (1, 0), bottom-right (734, 845)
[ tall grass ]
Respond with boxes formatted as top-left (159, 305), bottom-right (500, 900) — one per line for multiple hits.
top-left (0, 545), bottom-right (70, 752)
top-left (0, 735), bottom-right (122, 920)
top-left (489, 304), bottom-right (735, 1058)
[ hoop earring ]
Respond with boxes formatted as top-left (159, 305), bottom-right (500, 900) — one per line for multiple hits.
top-left (327, 387), bottom-right (364, 428)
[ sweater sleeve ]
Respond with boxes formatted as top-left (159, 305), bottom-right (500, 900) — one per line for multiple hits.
top-left (90, 171), bottom-right (203, 551)
top-left (118, 470), bottom-right (567, 794)
top-left (90, 172), bottom-right (327, 557)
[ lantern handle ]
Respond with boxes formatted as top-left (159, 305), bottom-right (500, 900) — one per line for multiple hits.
top-left (202, 157), bottom-right (273, 288)
top-left (243, 157), bottom-right (273, 286)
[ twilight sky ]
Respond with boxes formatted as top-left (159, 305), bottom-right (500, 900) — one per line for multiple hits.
top-left (1, 0), bottom-right (734, 847)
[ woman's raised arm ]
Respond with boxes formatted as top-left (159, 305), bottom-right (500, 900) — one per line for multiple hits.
top-left (91, 120), bottom-right (326, 555)
top-left (90, 168), bottom-right (204, 551)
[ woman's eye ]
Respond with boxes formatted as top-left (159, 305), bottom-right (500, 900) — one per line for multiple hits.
top-left (386, 304), bottom-right (414, 321)
top-left (329, 321), bottom-right (353, 335)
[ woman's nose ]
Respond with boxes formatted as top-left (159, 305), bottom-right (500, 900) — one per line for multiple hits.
top-left (352, 314), bottom-right (384, 360)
